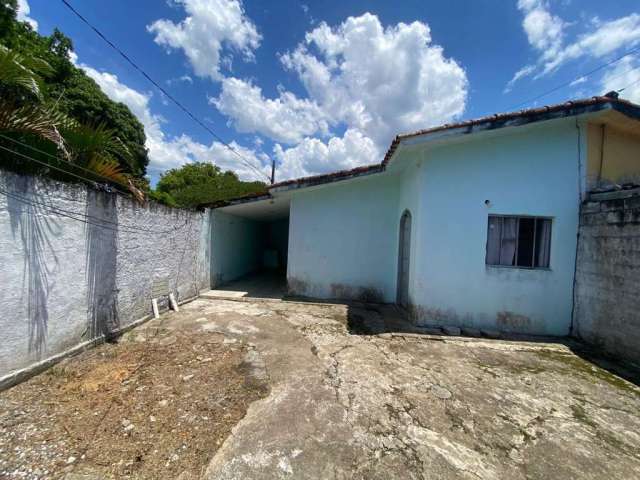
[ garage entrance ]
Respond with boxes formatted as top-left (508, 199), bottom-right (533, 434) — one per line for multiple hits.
top-left (209, 194), bottom-right (290, 299)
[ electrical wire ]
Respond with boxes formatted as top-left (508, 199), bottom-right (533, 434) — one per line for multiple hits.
top-left (59, 0), bottom-right (271, 182)
top-left (0, 144), bottom-right (131, 194)
top-left (510, 46), bottom-right (640, 110)
top-left (0, 145), bottom-right (195, 234)
top-left (617, 74), bottom-right (640, 94)
top-left (0, 133), bottom-right (133, 192)
top-left (0, 185), bottom-right (192, 235)
top-left (0, 186), bottom-right (143, 234)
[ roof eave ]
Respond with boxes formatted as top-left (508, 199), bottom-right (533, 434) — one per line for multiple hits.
top-left (383, 100), bottom-right (632, 167)
top-left (269, 164), bottom-right (385, 193)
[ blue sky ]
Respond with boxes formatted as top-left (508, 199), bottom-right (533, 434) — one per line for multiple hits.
top-left (18, 0), bottom-right (640, 184)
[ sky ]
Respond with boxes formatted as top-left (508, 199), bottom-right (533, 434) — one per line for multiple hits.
top-left (17, 0), bottom-right (640, 185)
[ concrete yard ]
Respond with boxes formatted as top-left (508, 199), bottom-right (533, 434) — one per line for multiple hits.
top-left (3, 294), bottom-right (640, 479)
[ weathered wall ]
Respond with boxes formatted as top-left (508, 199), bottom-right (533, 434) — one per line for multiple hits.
top-left (287, 174), bottom-right (400, 302)
top-left (210, 210), bottom-right (262, 286)
top-left (574, 190), bottom-right (640, 364)
top-left (407, 120), bottom-right (582, 335)
top-left (0, 171), bottom-right (210, 381)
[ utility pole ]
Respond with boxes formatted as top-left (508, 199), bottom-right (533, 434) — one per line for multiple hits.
top-left (270, 158), bottom-right (276, 185)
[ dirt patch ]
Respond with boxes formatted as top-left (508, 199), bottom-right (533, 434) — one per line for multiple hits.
top-left (0, 329), bottom-right (268, 479)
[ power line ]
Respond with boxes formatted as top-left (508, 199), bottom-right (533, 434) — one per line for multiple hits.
top-left (0, 185), bottom-right (191, 235)
top-left (1, 186), bottom-right (145, 234)
top-left (617, 73), bottom-right (640, 94)
top-left (0, 144), bottom-right (132, 191)
top-left (0, 144), bottom-right (194, 234)
top-left (0, 133), bottom-right (132, 192)
top-left (510, 46), bottom-right (640, 110)
top-left (59, 0), bottom-right (271, 182)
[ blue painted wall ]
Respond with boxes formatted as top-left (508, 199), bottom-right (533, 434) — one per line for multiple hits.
top-left (211, 211), bottom-right (263, 286)
top-left (287, 174), bottom-right (399, 302)
top-left (407, 120), bottom-right (582, 335)
top-left (287, 119), bottom-right (582, 335)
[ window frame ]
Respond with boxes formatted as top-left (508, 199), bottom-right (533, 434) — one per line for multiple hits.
top-left (485, 214), bottom-right (553, 271)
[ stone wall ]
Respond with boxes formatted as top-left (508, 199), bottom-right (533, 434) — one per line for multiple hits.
top-left (0, 171), bottom-right (211, 384)
top-left (574, 189), bottom-right (640, 364)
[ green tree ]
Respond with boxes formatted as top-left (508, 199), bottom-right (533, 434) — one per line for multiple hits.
top-left (0, 43), bottom-right (144, 201)
top-left (154, 162), bottom-right (267, 208)
top-left (0, 1), bottom-right (149, 176)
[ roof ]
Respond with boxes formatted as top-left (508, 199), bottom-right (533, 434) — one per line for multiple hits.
top-left (269, 164), bottom-right (383, 191)
top-left (381, 95), bottom-right (640, 166)
top-left (213, 95), bottom-right (640, 206)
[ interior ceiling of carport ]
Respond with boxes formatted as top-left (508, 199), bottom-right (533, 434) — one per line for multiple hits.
top-left (216, 195), bottom-right (290, 221)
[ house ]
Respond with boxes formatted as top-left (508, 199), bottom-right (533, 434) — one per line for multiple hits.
top-left (209, 95), bottom-right (640, 337)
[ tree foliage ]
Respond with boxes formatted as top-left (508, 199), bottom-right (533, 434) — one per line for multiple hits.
top-left (154, 162), bottom-right (267, 208)
top-left (0, 1), bottom-right (149, 177)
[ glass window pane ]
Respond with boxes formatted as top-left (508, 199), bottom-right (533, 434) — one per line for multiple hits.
top-left (534, 218), bottom-right (552, 268)
top-left (500, 217), bottom-right (518, 266)
top-left (486, 216), bottom-right (502, 265)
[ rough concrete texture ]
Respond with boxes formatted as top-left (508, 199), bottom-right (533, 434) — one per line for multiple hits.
top-left (0, 171), bottom-right (210, 379)
top-left (159, 296), bottom-right (640, 480)
top-left (575, 192), bottom-right (640, 364)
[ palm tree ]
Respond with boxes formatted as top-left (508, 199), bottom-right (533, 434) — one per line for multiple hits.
top-left (0, 45), bottom-right (144, 201)
top-left (0, 45), bottom-right (70, 153)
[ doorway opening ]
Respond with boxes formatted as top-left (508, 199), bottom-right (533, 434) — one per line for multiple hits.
top-left (210, 195), bottom-right (290, 299)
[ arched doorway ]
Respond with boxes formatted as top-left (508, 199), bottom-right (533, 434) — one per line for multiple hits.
top-left (397, 210), bottom-right (411, 308)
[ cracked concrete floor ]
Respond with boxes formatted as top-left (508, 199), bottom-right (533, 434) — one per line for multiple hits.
top-left (157, 296), bottom-right (639, 479)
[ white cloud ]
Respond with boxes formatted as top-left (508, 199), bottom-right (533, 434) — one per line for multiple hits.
top-left (505, 64), bottom-right (536, 93)
top-left (273, 129), bottom-right (378, 181)
top-left (543, 14), bottom-right (640, 74)
top-left (213, 77), bottom-right (329, 144)
top-left (215, 13), bottom-right (468, 179)
top-left (16, 0), bottom-right (38, 30)
top-left (166, 74), bottom-right (194, 86)
top-left (280, 13), bottom-right (468, 148)
top-left (601, 57), bottom-right (640, 104)
top-left (511, 2), bottom-right (640, 87)
top-left (147, 0), bottom-right (261, 81)
top-left (518, 0), bottom-right (565, 57)
top-left (569, 76), bottom-right (587, 87)
top-left (81, 65), bottom-right (268, 181)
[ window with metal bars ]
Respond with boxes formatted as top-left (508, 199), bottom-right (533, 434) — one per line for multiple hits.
top-left (485, 215), bottom-right (552, 269)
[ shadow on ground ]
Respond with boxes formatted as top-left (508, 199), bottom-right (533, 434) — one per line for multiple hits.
top-left (207, 270), bottom-right (640, 390)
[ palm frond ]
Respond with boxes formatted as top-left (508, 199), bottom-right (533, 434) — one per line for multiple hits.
top-left (0, 100), bottom-right (71, 157)
top-left (0, 45), bottom-right (52, 99)
top-left (87, 156), bottom-right (145, 203)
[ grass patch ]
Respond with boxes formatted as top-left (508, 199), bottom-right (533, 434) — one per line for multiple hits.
top-left (533, 350), bottom-right (640, 397)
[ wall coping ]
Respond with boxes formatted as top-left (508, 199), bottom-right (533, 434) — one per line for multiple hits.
top-left (589, 187), bottom-right (640, 202)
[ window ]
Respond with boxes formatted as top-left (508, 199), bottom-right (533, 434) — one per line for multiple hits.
top-left (486, 215), bottom-right (552, 269)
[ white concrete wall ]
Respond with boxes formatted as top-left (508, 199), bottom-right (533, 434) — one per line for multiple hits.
top-left (287, 174), bottom-right (399, 302)
top-left (407, 120), bottom-right (581, 335)
top-left (211, 211), bottom-right (262, 286)
top-left (0, 171), bottom-right (210, 380)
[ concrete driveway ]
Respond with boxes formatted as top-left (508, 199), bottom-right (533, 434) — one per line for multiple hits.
top-left (165, 293), bottom-right (640, 480)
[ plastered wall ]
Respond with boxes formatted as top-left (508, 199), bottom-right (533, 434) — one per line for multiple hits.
top-left (0, 171), bottom-right (210, 381)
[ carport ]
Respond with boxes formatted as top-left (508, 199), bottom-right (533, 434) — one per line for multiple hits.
top-left (210, 193), bottom-right (291, 298)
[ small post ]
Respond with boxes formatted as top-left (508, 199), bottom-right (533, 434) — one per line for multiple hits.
top-left (169, 292), bottom-right (179, 312)
top-left (151, 298), bottom-right (160, 319)
top-left (270, 158), bottom-right (276, 185)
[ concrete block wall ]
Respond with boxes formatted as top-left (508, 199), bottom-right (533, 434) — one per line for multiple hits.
top-left (574, 189), bottom-right (640, 365)
top-left (0, 171), bottom-right (211, 383)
